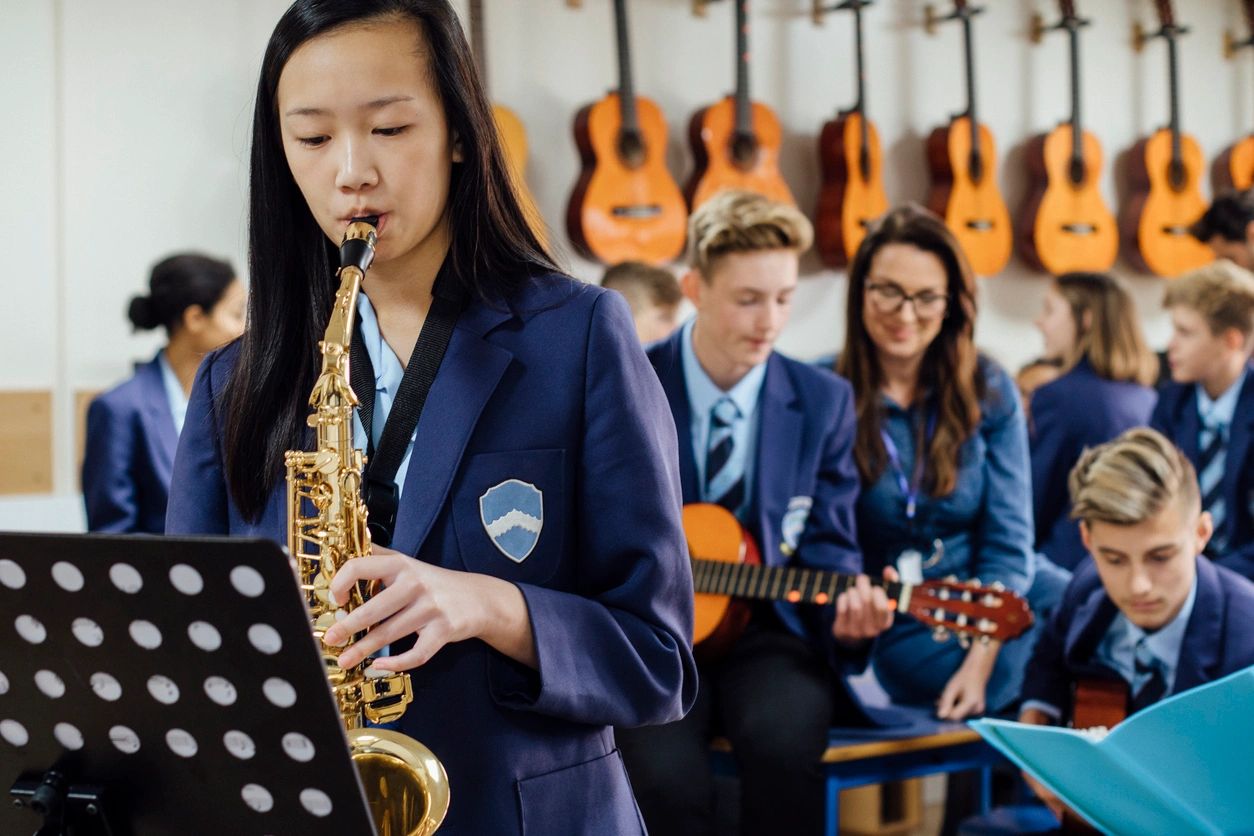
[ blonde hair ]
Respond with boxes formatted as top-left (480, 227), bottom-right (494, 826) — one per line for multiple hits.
top-left (688, 190), bottom-right (813, 276)
top-left (1054, 272), bottom-right (1158, 387)
top-left (601, 261), bottom-right (682, 314)
top-left (1069, 428), bottom-right (1199, 526)
top-left (1163, 260), bottom-right (1254, 341)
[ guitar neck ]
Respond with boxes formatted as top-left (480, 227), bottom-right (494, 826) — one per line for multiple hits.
top-left (469, 0), bottom-right (488, 92)
top-left (852, 1), bottom-right (871, 178)
top-left (1166, 30), bottom-right (1182, 165)
top-left (959, 11), bottom-right (982, 170)
top-left (1068, 21), bottom-right (1083, 162)
top-left (691, 558), bottom-right (909, 611)
top-left (613, 0), bottom-right (640, 134)
top-left (734, 0), bottom-right (753, 137)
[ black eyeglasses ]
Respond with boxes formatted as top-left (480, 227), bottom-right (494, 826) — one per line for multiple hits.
top-left (865, 282), bottom-right (949, 318)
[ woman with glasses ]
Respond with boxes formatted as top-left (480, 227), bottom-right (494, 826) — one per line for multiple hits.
top-left (1031, 273), bottom-right (1159, 570)
top-left (835, 204), bottom-right (1037, 721)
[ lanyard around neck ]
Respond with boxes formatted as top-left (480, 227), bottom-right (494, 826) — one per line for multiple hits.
top-left (880, 409), bottom-right (937, 523)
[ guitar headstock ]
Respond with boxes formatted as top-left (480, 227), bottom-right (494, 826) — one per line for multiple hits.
top-left (1153, 0), bottom-right (1175, 29)
top-left (902, 577), bottom-right (1034, 644)
top-left (1058, 0), bottom-right (1076, 19)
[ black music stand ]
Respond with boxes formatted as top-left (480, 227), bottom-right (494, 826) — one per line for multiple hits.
top-left (0, 532), bottom-right (376, 835)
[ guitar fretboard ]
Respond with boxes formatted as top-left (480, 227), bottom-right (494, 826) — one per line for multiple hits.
top-left (691, 558), bottom-right (906, 609)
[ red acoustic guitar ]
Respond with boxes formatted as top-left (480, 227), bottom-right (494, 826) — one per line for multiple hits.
top-left (1019, 0), bottom-right (1117, 275)
top-left (686, 0), bottom-right (794, 210)
top-left (684, 504), bottom-right (1034, 660)
top-left (1120, 0), bottom-right (1213, 277)
top-left (1215, 0), bottom-right (1254, 192)
top-left (566, 0), bottom-right (687, 265)
top-left (924, 1), bottom-right (1013, 277)
top-left (815, 0), bottom-right (889, 268)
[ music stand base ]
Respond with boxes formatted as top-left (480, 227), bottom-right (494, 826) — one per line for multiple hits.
top-left (10, 770), bottom-right (114, 836)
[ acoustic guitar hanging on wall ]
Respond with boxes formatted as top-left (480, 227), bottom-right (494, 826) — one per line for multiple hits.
top-left (686, 0), bottom-right (795, 210)
top-left (1215, 0), bottom-right (1254, 192)
top-left (1120, 0), bottom-right (1213, 278)
top-left (815, 0), bottom-right (889, 268)
top-left (923, 1), bottom-right (1013, 277)
top-left (1019, 0), bottom-right (1117, 275)
top-left (566, 0), bottom-right (687, 265)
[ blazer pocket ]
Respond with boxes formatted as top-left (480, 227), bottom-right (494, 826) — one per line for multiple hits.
top-left (516, 750), bottom-right (645, 836)
top-left (452, 448), bottom-right (566, 585)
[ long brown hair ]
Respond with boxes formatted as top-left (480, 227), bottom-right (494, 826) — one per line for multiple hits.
top-left (1053, 272), bottom-right (1158, 386)
top-left (837, 204), bottom-right (982, 497)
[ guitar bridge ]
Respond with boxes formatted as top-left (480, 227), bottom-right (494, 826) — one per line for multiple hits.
top-left (965, 219), bottom-right (994, 231)
top-left (1061, 223), bottom-right (1097, 235)
top-left (611, 204), bottom-right (664, 219)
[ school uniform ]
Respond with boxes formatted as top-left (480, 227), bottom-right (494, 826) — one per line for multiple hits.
top-left (617, 320), bottom-right (862, 836)
top-left (1019, 557), bottom-right (1254, 721)
top-left (1150, 365), bottom-right (1254, 580)
top-left (81, 352), bottom-right (184, 533)
top-left (861, 357), bottom-right (1040, 714)
top-left (1031, 359), bottom-right (1158, 570)
top-left (166, 275), bottom-right (698, 836)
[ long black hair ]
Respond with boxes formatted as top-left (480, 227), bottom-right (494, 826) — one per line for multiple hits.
top-left (128, 253), bottom-right (236, 334)
top-left (224, 0), bottom-right (557, 521)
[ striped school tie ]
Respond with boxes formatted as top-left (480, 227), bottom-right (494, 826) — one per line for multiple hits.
top-left (1130, 638), bottom-right (1167, 713)
top-left (705, 397), bottom-right (745, 513)
top-left (1198, 421), bottom-right (1228, 556)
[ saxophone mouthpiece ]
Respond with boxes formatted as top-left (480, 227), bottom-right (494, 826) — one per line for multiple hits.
top-left (340, 217), bottom-right (378, 274)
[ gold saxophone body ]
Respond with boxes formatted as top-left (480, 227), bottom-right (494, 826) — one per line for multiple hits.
top-left (285, 218), bottom-right (450, 836)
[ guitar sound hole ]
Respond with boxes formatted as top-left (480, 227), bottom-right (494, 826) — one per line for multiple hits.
top-left (1068, 157), bottom-right (1087, 186)
top-left (965, 219), bottom-right (994, 231)
top-left (611, 204), bottom-right (664, 219)
top-left (1061, 223), bottom-right (1097, 235)
top-left (1167, 160), bottom-right (1187, 192)
top-left (1161, 225), bottom-right (1190, 237)
top-left (730, 133), bottom-right (759, 170)
top-left (616, 131), bottom-right (646, 169)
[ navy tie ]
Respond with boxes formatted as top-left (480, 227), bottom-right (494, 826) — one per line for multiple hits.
top-left (705, 397), bottom-right (744, 513)
top-left (1130, 639), bottom-right (1167, 713)
top-left (1197, 421), bottom-right (1228, 556)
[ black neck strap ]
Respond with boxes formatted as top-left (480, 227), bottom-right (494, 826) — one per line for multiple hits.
top-left (349, 262), bottom-right (465, 547)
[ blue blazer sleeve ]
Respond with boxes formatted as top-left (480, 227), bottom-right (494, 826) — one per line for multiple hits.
top-left (1018, 590), bottom-right (1073, 715)
top-left (165, 351), bottom-right (231, 535)
top-left (973, 365), bottom-right (1035, 595)
top-left (82, 397), bottom-right (139, 532)
top-left (1029, 383), bottom-right (1074, 553)
top-left (490, 292), bottom-right (699, 728)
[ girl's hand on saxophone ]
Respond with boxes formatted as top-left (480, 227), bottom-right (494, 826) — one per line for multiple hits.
top-left (323, 546), bottom-right (539, 673)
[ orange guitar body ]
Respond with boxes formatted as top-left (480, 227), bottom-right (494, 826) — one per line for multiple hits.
top-left (1020, 125), bottom-right (1117, 274)
top-left (686, 97), bottom-right (795, 210)
top-left (1121, 129), bottom-right (1213, 277)
top-left (1215, 136), bottom-right (1254, 192)
top-left (926, 116), bottom-right (1013, 276)
top-left (816, 112), bottom-right (889, 267)
top-left (566, 94), bottom-right (687, 265)
top-left (493, 104), bottom-right (548, 248)
top-left (683, 503), bottom-right (760, 660)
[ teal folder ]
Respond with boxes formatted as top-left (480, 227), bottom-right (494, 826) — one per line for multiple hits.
top-left (970, 666), bottom-right (1254, 835)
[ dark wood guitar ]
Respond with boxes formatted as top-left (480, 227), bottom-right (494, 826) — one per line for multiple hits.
top-left (684, 504), bottom-right (1034, 659)
top-left (468, 0), bottom-right (547, 247)
top-left (924, 1), bottom-right (1013, 277)
top-left (566, 0), bottom-right (687, 265)
top-left (1071, 678), bottom-right (1129, 731)
top-left (815, 0), bottom-right (889, 268)
top-left (1120, 0), bottom-right (1213, 277)
top-left (1215, 0), bottom-right (1254, 192)
top-left (686, 0), bottom-right (795, 210)
top-left (1019, 0), bottom-right (1117, 275)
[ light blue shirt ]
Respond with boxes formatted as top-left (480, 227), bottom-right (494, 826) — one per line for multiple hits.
top-left (1197, 368), bottom-right (1247, 433)
top-left (351, 293), bottom-right (416, 498)
top-left (156, 350), bottom-right (189, 435)
top-left (679, 317), bottom-right (766, 517)
top-left (1095, 575), bottom-right (1198, 697)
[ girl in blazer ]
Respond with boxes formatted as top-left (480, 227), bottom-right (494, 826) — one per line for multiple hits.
top-left (837, 205), bottom-right (1037, 720)
top-left (165, 3), bottom-right (696, 833)
top-left (1031, 272), bottom-right (1159, 570)
top-left (81, 253), bottom-right (243, 532)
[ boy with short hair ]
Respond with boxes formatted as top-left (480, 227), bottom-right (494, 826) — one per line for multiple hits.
top-left (600, 260), bottom-right (683, 344)
top-left (1152, 260), bottom-right (1254, 579)
top-left (1018, 427), bottom-right (1254, 817)
top-left (616, 190), bottom-right (894, 836)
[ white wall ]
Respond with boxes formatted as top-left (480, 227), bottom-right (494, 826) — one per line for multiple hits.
top-left (2, 0), bottom-right (1251, 510)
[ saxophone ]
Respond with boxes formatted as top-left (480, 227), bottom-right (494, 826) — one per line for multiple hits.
top-left (285, 218), bottom-right (450, 836)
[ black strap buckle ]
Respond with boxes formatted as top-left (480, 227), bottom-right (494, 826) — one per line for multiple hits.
top-left (362, 476), bottom-right (399, 548)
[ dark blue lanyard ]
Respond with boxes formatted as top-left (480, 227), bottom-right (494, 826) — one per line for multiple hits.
top-left (880, 411), bottom-right (936, 522)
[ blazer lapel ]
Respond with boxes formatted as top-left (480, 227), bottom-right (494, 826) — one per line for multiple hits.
top-left (1174, 559), bottom-right (1223, 693)
top-left (1177, 386), bottom-right (1201, 461)
top-left (754, 354), bottom-right (803, 566)
top-left (654, 332), bottom-right (699, 503)
top-left (136, 355), bottom-right (178, 482)
top-left (391, 308), bottom-right (514, 558)
top-left (1064, 587), bottom-right (1119, 673)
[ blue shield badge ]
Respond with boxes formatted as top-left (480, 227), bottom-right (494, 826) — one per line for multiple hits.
top-left (479, 479), bottom-right (544, 563)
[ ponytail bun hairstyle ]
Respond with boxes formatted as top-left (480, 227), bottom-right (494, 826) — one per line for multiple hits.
top-left (127, 253), bottom-right (236, 334)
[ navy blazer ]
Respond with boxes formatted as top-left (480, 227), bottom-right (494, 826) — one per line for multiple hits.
top-left (167, 277), bottom-right (698, 835)
top-left (1031, 360), bottom-right (1157, 570)
top-left (1150, 367), bottom-right (1254, 580)
top-left (81, 353), bottom-right (178, 533)
top-left (1019, 557), bottom-right (1254, 719)
top-left (647, 330), bottom-right (862, 669)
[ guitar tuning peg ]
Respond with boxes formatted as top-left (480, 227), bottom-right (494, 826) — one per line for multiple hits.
top-left (944, 574), bottom-right (958, 583)
top-left (932, 626), bottom-right (950, 643)
top-left (979, 634), bottom-right (992, 646)
top-left (989, 581), bottom-right (1005, 591)
top-left (969, 577), bottom-right (982, 587)
top-left (958, 634), bottom-right (971, 649)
